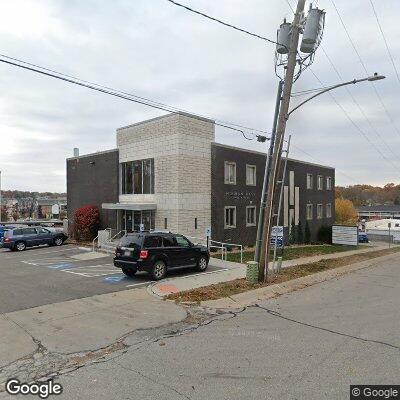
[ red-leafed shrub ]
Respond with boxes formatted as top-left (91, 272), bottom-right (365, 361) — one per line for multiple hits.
top-left (73, 205), bottom-right (100, 241)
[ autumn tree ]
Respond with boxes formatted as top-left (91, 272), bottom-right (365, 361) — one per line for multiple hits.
top-left (335, 198), bottom-right (358, 225)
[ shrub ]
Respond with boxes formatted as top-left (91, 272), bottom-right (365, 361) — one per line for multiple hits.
top-left (304, 221), bottom-right (311, 244)
top-left (297, 220), bottom-right (304, 244)
top-left (73, 205), bottom-right (100, 241)
top-left (317, 225), bottom-right (332, 244)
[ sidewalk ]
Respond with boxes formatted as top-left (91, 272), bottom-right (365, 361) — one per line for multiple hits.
top-left (151, 243), bottom-right (390, 297)
top-left (0, 287), bottom-right (186, 387)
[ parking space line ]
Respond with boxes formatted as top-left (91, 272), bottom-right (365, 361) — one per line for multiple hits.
top-left (1, 247), bottom-right (80, 259)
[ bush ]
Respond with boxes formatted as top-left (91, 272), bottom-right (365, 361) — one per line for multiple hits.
top-left (297, 220), bottom-right (304, 244)
top-left (304, 221), bottom-right (311, 244)
top-left (73, 205), bottom-right (100, 241)
top-left (317, 225), bottom-right (332, 244)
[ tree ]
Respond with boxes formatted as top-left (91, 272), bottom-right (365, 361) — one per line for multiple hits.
top-left (335, 198), bottom-right (358, 225)
top-left (73, 205), bottom-right (100, 241)
top-left (0, 205), bottom-right (8, 221)
top-left (297, 220), bottom-right (304, 244)
top-left (289, 218), bottom-right (297, 245)
top-left (304, 221), bottom-right (311, 244)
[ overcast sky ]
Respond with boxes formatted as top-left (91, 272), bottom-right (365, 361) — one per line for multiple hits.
top-left (0, 0), bottom-right (399, 192)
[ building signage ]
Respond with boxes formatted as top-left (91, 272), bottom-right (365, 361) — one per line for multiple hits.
top-left (270, 226), bottom-right (284, 248)
top-left (332, 225), bottom-right (358, 246)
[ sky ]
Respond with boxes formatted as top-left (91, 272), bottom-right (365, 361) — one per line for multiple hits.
top-left (0, 0), bottom-right (399, 192)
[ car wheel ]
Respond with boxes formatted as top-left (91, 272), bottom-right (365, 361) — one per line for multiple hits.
top-left (196, 256), bottom-right (208, 272)
top-left (122, 267), bottom-right (137, 278)
top-left (53, 237), bottom-right (64, 246)
top-left (151, 260), bottom-right (167, 280)
top-left (15, 241), bottom-right (26, 252)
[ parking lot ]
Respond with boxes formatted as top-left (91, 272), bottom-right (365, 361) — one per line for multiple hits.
top-left (0, 244), bottom-right (223, 314)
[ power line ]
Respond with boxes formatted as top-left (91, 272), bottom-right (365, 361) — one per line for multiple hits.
top-left (0, 53), bottom-right (267, 139)
top-left (330, 0), bottom-right (400, 139)
top-left (283, 0), bottom-right (400, 174)
top-left (0, 54), bottom-right (270, 142)
top-left (369, 0), bottom-right (400, 84)
top-left (308, 68), bottom-right (400, 173)
top-left (319, 45), bottom-right (400, 166)
top-left (165, 0), bottom-right (281, 46)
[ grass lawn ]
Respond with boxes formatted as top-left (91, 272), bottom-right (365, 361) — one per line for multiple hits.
top-left (168, 246), bottom-right (400, 303)
top-left (213, 244), bottom-right (363, 264)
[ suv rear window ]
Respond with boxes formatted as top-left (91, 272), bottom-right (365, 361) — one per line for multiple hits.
top-left (119, 234), bottom-right (142, 248)
top-left (143, 236), bottom-right (162, 248)
top-left (12, 229), bottom-right (23, 236)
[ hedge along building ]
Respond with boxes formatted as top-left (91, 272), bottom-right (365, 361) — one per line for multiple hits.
top-left (67, 112), bottom-right (335, 245)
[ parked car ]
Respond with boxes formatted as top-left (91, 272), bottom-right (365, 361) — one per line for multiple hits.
top-left (358, 232), bottom-right (369, 243)
top-left (2, 226), bottom-right (68, 251)
top-left (114, 231), bottom-right (210, 280)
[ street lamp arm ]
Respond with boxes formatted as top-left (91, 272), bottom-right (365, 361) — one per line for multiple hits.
top-left (287, 74), bottom-right (385, 118)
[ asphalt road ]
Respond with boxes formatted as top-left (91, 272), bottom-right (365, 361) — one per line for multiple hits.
top-left (0, 244), bottom-right (222, 314)
top-left (54, 254), bottom-right (400, 400)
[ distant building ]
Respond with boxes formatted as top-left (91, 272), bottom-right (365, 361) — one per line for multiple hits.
top-left (357, 205), bottom-right (400, 220)
top-left (67, 113), bottom-right (335, 245)
top-left (37, 198), bottom-right (67, 219)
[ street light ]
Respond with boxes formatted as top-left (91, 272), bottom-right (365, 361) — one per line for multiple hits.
top-left (287, 73), bottom-right (386, 117)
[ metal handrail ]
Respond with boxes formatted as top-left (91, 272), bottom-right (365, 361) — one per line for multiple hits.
top-left (92, 235), bottom-right (99, 252)
top-left (185, 235), bottom-right (243, 264)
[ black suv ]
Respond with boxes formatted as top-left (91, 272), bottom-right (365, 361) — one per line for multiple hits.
top-left (113, 232), bottom-right (210, 280)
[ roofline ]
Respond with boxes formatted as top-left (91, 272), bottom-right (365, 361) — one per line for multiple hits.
top-left (67, 148), bottom-right (118, 161)
top-left (211, 142), bottom-right (335, 170)
top-left (116, 112), bottom-right (214, 132)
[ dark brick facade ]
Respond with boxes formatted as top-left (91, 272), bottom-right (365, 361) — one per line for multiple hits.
top-left (211, 143), bottom-right (335, 246)
top-left (66, 149), bottom-right (119, 231)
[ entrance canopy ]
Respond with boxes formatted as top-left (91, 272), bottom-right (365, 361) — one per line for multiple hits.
top-left (102, 203), bottom-right (157, 211)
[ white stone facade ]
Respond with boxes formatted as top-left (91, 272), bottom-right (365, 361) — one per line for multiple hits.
top-left (116, 113), bottom-right (215, 239)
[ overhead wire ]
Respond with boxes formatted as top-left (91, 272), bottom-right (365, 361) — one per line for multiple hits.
top-left (369, 0), bottom-right (400, 84)
top-left (285, 0), bottom-right (400, 172)
top-left (0, 54), bottom-right (269, 141)
top-left (330, 0), bottom-right (400, 139)
top-left (165, 0), bottom-right (281, 46)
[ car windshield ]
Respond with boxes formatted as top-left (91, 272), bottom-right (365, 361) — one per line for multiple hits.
top-left (119, 234), bottom-right (142, 248)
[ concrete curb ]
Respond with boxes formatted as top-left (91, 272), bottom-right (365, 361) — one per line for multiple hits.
top-left (200, 252), bottom-right (399, 310)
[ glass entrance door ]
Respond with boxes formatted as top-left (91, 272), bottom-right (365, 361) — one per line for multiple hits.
top-left (121, 210), bottom-right (155, 232)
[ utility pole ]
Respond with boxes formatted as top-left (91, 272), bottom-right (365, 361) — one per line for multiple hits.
top-left (258, 0), bottom-right (307, 281)
top-left (254, 80), bottom-right (283, 264)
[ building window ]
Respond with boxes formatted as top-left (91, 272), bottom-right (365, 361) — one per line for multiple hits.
top-left (317, 175), bottom-right (323, 190)
top-left (224, 206), bottom-right (236, 229)
top-left (306, 204), bottom-right (313, 220)
top-left (306, 174), bottom-right (313, 189)
top-left (317, 204), bottom-right (323, 219)
top-left (246, 206), bottom-right (256, 226)
top-left (326, 176), bottom-right (332, 190)
top-left (224, 161), bottom-right (236, 185)
top-left (121, 158), bottom-right (154, 194)
top-left (195, 218), bottom-right (198, 230)
top-left (246, 165), bottom-right (256, 186)
top-left (164, 218), bottom-right (168, 229)
top-left (326, 203), bottom-right (332, 218)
